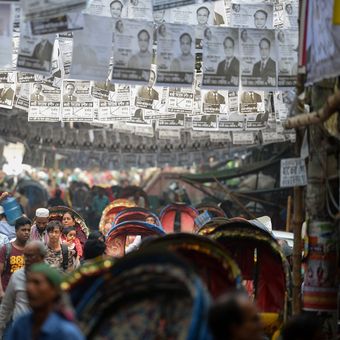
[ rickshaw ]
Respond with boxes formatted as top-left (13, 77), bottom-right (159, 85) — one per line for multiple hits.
top-left (65, 249), bottom-right (211, 339)
top-left (198, 217), bottom-right (291, 337)
top-left (105, 220), bottom-right (165, 257)
top-left (160, 203), bottom-right (199, 233)
top-left (99, 199), bottom-right (136, 235)
top-left (113, 207), bottom-right (161, 227)
top-left (143, 233), bottom-right (242, 299)
top-left (49, 206), bottom-right (89, 247)
top-left (196, 203), bottom-right (226, 218)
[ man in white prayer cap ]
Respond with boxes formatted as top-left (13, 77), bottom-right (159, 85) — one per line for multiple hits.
top-left (29, 208), bottom-right (49, 244)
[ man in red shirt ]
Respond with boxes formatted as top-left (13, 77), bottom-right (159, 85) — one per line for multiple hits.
top-left (0, 216), bottom-right (31, 297)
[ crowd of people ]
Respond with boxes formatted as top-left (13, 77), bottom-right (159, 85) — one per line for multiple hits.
top-left (0, 200), bottom-right (325, 339)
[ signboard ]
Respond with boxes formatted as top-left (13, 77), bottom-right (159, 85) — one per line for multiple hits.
top-left (280, 157), bottom-right (307, 187)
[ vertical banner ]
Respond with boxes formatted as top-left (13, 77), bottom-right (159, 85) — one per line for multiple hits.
top-left (240, 28), bottom-right (277, 88)
top-left (202, 26), bottom-right (240, 88)
top-left (112, 19), bottom-right (153, 84)
top-left (0, 4), bottom-right (13, 68)
top-left (156, 23), bottom-right (195, 86)
top-left (70, 14), bottom-right (112, 81)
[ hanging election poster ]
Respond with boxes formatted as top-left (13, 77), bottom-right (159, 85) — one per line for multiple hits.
top-left (17, 20), bottom-right (55, 75)
top-left (164, 87), bottom-right (194, 116)
top-left (84, 0), bottom-right (128, 18)
top-left (156, 23), bottom-right (195, 86)
top-left (28, 82), bottom-right (61, 121)
top-left (213, 0), bottom-right (227, 26)
top-left (192, 114), bottom-right (218, 131)
top-left (201, 90), bottom-right (228, 114)
top-left (240, 28), bottom-right (277, 88)
top-left (230, 2), bottom-right (273, 29)
top-left (202, 26), bottom-right (239, 89)
top-left (70, 14), bottom-right (112, 81)
top-left (283, 0), bottom-right (298, 29)
top-left (277, 29), bottom-right (298, 87)
top-left (0, 71), bottom-right (16, 109)
top-left (61, 81), bottom-right (94, 122)
top-left (0, 4), bottom-right (13, 68)
top-left (280, 158), bottom-right (307, 187)
top-left (127, 0), bottom-right (153, 19)
top-left (112, 19), bottom-right (153, 84)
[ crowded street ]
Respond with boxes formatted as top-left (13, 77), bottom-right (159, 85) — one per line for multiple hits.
top-left (0, 0), bottom-right (337, 339)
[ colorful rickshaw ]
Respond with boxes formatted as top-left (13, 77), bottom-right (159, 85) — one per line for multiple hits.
top-left (143, 233), bottom-right (242, 299)
top-left (113, 207), bottom-right (161, 227)
top-left (99, 199), bottom-right (136, 235)
top-left (48, 206), bottom-right (89, 247)
top-left (65, 250), bottom-right (211, 339)
top-left (160, 203), bottom-right (199, 233)
top-left (105, 220), bottom-right (165, 257)
top-left (198, 217), bottom-right (291, 337)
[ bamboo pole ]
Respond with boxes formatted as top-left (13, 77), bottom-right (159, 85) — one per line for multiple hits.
top-left (286, 195), bottom-right (292, 232)
top-left (292, 186), bottom-right (304, 314)
top-left (283, 89), bottom-right (340, 129)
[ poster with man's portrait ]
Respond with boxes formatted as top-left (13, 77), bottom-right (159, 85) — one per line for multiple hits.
top-left (240, 28), bottom-right (277, 88)
top-left (112, 19), bottom-right (153, 84)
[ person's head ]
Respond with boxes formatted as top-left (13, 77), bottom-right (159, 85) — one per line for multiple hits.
top-left (115, 19), bottom-right (123, 32)
top-left (148, 70), bottom-right (156, 88)
top-left (0, 206), bottom-right (6, 221)
top-left (259, 38), bottom-right (271, 60)
top-left (145, 215), bottom-right (156, 224)
top-left (153, 9), bottom-right (165, 23)
top-left (277, 30), bottom-right (285, 43)
top-left (208, 292), bottom-right (263, 340)
top-left (223, 36), bottom-right (235, 59)
top-left (285, 3), bottom-right (293, 15)
top-left (88, 230), bottom-right (105, 242)
top-left (33, 83), bottom-right (42, 95)
top-left (281, 314), bottom-right (324, 340)
top-left (15, 216), bottom-right (32, 244)
top-left (35, 208), bottom-right (49, 233)
top-left (110, 0), bottom-right (123, 18)
top-left (137, 29), bottom-right (150, 53)
top-left (62, 212), bottom-right (75, 227)
top-left (65, 83), bottom-right (75, 96)
top-left (179, 33), bottom-right (192, 56)
top-left (62, 226), bottom-right (76, 243)
top-left (158, 24), bottom-right (166, 37)
top-left (241, 29), bottom-right (248, 42)
top-left (204, 28), bottom-right (212, 40)
top-left (24, 241), bottom-right (47, 270)
top-left (83, 239), bottom-right (106, 260)
top-left (26, 263), bottom-right (62, 311)
top-left (55, 189), bottom-right (62, 198)
top-left (254, 10), bottom-right (267, 29)
top-left (232, 4), bottom-right (240, 12)
top-left (196, 6), bottom-right (210, 25)
top-left (46, 220), bottom-right (63, 244)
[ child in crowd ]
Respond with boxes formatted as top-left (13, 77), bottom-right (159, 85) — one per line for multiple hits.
top-left (61, 226), bottom-right (83, 268)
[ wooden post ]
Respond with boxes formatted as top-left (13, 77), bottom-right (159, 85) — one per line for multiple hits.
top-left (292, 186), bottom-right (304, 314)
top-left (286, 195), bottom-right (292, 232)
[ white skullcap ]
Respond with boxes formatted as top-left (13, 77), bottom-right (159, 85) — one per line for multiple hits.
top-left (0, 206), bottom-right (4, 214)
top-left (35, 208), bottom-right (49, 218)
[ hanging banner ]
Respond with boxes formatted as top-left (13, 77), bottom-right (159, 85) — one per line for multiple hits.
top-left (112, 19), bottom-right (153, 84)
top-left (280, 158), bottom-right (307, 187)
top-left (277, 29), bottom-right (298, 87)
top-left (127, 0), bottom-right (153, 19)
top-left (17, 20), bottom-right (55, 75)
top-left (230, 2), bottom-right (273, 30)
top-left (0, 71), bottom-right (16, 109)
top-left (28, 82), bottom-right (61, 122)
top-left (61, 81), bottom-right (94, 122)
top-left (240, 28), bottom-right (277, 88)
top-left (156, 23), bottom-right (195, 86)
top-left (192, 114), bottom-right (218, 131)
top-left (202, 26), bottom-right (240, 89)
top-left (283, 0), bottom-right (298, 29)
top-left (165, 87), bottom-right (194, 115)
top-left (84, 0), bottom-right (128, 18)
top-left (21, 0), bottom-right (87, 20)
top-left (70, 14), bottom-right (112, 81)
top-left (0, 4), bottom-right (13, 68)
top-left (30, 12), bottom-right (84, 36)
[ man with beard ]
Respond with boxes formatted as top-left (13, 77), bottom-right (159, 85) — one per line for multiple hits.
top-left (29, 208), bottom-right (49, 244)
